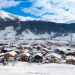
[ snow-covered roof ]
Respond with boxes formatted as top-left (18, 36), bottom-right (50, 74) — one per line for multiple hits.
top-left (24, 49), bottom-right (29, 52)
top-left (21, 45), bottom-right (31, 47)
top-left (42, 48), bottom-right (48, 51)
top-left (4, 47), bottom-right (12, 51)
top-left (66, 56), bottom-right (75, 60)
top-left (12, 47), bottom-right (18, 51)
top-left (45, 52), bottom-right (51, 57)
top-left (7, 51), bottom-right (17, 56)
top-left (35, 53), bottom-right (43, 57)
top-left (56, 46), bottom-right (75, 53)
top-left (51, 53), bottom-right (61, 59)
top-left (0, 53), bottom-right (6, 56)
top-left (20, 52), bottom-right (30, 57)
top-left (11, 44), bottom-right (18, 47)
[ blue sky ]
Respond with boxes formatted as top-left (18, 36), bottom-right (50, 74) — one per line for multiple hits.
top-left (0, 0), bottom-right (75, 23)
top-left (2, 1), bottom-right (35, 17)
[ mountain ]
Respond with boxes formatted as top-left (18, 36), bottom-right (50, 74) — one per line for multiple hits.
top-left (0, 10), bottom-right (75, 42)
top-left (0, 10), bottom-right (36, 21)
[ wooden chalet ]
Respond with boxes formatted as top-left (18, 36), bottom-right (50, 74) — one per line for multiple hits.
top-left (66, 55), bottom-right (75, 65)
top-left (4, 51), bottom-right (17, 61)
top-left (19, 52), bottom-right (30, 62)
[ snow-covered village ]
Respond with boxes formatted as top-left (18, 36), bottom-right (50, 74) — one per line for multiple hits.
top-left (0, 0), bottom-right (75, 75)
top-left (0, 39), bottom-right (75, 75)
top-left (0, 39), bottom-right (75, 65)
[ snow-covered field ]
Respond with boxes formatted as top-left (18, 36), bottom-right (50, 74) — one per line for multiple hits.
top-left (0, 62), bottom-right (75, 75)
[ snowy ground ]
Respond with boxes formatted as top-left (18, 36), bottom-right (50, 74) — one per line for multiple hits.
top-left (0, 62), bottom-right (75, 75)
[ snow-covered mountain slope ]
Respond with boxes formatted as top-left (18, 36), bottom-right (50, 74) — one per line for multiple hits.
top-left (0, 26), bottom-right (51, 42)
top-left (0, 10), bottom-right (35, 21)
top-left (0, 10), bottom-right (18, 21)
top-left (0, 26), bottom-right (16, 41)
top-left (0, 26), bottom-right (75, 44)
top-left (0, 10), bottom-right (75, 43)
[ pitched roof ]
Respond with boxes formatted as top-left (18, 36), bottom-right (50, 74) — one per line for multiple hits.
top-left (7, 51), bottom-right (16, 56)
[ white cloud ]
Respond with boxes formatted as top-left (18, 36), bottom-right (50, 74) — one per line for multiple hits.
top-left (23, 0), bottom-right (52, 16)
top-left (0, 0), bottom-right (20, 9)
top-left (22, 0), bottom-right (75, 23)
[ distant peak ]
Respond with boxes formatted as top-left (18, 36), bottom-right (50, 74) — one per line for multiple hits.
top-left (0, 10), bottom-right (36, 21)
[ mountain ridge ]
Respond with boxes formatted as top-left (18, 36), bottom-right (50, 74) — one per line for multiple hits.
top-left (0, 10), bottom-right (75, 42)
